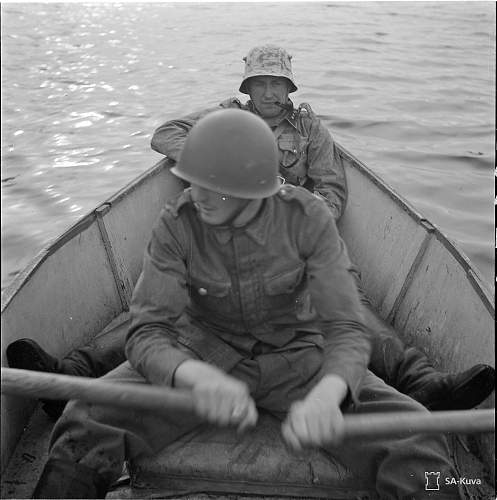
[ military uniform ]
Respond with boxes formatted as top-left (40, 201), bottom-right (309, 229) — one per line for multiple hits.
top-left (152, 97), bottom-right (346, 219)
top-left (126, 185), bottom-right (366, 392)
top-left (150, 98), bottom-right (495, 409)
top-left (41, 186), bottom-right (459, 499)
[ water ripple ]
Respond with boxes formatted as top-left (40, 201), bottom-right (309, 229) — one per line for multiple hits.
top-left (1, 2), bottom-right (494, 289)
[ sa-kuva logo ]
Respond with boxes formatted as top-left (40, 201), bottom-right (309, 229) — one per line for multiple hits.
top-left (425, 471), bottom-right (440, 491)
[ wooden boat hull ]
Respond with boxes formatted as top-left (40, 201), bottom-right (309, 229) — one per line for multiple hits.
top-left (1, 146), bottom-right (494, 498)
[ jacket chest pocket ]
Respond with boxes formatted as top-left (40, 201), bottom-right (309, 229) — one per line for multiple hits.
top-left (278, 133), bottom-right (308, 185)
top-left (263, 263), bottom-right (306, 312)
top-left (188, 275), bottom-right (231, 313)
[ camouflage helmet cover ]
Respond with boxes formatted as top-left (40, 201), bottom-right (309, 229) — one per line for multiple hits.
top-left (239, 45), bottom-right (298, 94)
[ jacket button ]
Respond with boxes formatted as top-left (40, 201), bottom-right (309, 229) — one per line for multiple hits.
top-left (198, 287), bottom-right (207, 295)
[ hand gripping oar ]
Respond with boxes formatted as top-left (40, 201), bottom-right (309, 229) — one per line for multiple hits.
top-left (1, 367), bottom-right (494, 438)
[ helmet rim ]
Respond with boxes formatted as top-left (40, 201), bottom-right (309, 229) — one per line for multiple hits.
top-left (171, 165), bottom-right (283, 199)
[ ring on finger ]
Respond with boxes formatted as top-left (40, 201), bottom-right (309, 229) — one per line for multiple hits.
top-left (231, 405), bottom-right (244, 418)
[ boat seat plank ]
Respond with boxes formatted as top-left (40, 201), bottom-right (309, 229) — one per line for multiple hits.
top-left (129, 412), bottom-right (378, 499)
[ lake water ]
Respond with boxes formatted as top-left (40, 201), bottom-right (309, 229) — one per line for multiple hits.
top-left (1, 2), bottom-right (495, 292)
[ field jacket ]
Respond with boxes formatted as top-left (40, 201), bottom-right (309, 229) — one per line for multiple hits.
top-left (151, 98), bottom-right (347, 220)
top-left (126, 185), bottom-right (370, 404)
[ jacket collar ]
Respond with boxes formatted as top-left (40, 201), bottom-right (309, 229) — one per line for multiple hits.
top-left (210, 197), bottom-right (273, 246)
top-left (247, 99), bottom-right (299, 131)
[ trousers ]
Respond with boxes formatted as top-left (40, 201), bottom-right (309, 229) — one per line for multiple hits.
top-left (47, 346), bottom-right (460, 499)
top-left (60, 300), bottom-right (438, 398)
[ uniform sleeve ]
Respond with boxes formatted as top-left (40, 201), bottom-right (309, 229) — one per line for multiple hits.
top-left (150, 98), bottom-right (243, 160)
top-left (305, 115), bottom-right (348, 220)
top-left (301, 199), bottom-right (371, 404)
top-left (125, 210), bottom-right (195, 386)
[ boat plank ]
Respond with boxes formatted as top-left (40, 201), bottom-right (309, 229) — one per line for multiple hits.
top-left (394, 235), bottom-right (494, 371)
top-left (98, 162), bottom-right (184, 298)
top-left (336, 154), bottom-right (429, 320)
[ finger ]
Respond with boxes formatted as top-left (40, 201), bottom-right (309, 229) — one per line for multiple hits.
top-left (305, 413), bottom-right (324, 447)
top-left (288, 404), bottom-right (311, 446)
top-left (230, 395), bottom-right (251, 424)
top-left (215, 395), bottom-right (236, 426)
top-left (230, 401), bottom-right (246, 420)
top-left (214, 390), bottom-right (247, 426)
top-left (281, 418), bottom-right (303, 452)
top-left (198, 389), bottom-right (228, 425)
top-left (193, 392), bottom-right (211, 420)
top-left (282, 403), bottom-right (310, 451)
top-left (237, 399), bottom-right (258, 433)
top-left (328, 412), bottom-right (345, 445)
top-left (314, 410), bottom-right (344, 446)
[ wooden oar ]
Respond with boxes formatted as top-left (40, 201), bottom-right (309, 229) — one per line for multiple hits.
top-left (1, 368), bottom-right (494, 438)
top-left (341, 409), bottom-right (494, 438)
top-left (1, 367), bottom-right (194, 415)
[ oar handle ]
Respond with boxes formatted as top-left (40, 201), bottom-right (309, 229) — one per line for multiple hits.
top-left (1, 367), bottom-right (194, 415)
top-left (342, 409), bottom-right (494, 438)
top-left (1, 368), bottom-right (494, 437)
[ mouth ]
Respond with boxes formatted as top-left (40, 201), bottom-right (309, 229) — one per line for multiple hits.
top-left (274, 101), bottom-right (293, 111)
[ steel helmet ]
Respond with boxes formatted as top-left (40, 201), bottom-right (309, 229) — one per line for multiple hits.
top-left (171, 109), bottom-right (280, 199)
top-left (239, 45), bottom-right (298, 94)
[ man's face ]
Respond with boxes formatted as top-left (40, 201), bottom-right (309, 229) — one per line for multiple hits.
top-left (247, 76), bottom-right (290, 119)
top-left (190, 184), bottom-right (249, 225)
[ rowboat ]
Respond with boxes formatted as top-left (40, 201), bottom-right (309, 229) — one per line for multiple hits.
top-left (1, 145), bottom-right (494, 499)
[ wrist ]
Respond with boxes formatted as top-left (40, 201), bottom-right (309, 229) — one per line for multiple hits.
top-left (314, 374), bottom-right (348, 404)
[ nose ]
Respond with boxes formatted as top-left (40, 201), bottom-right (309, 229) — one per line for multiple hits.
top-left (191, 185), bottom-right (207, 202)
top-left (262, 83), bottom-right (273, 99)
top-left (191, 185), bottom-right (219, 206)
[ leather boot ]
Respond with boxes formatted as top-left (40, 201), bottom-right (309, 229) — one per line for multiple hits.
top-left (407, 362), bottom-right (495, 411)
top-left (367, 315), bottom-right (495, 411)
top-left (6, 338), bottom-right (60, 373)
top-left (33, 458), bottom-right (110, 499)
top-left (6, 331), bottom-right (127, 420)
top-left (6, 324), bottom-right (127, 380)
top-left (375, 339), bottom-right (495, 411)
top-left (6, 339), bottom-right (66, 420)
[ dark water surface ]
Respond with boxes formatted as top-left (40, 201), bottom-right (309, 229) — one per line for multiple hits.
top-left (1, 2), bottom-right (495, 291)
